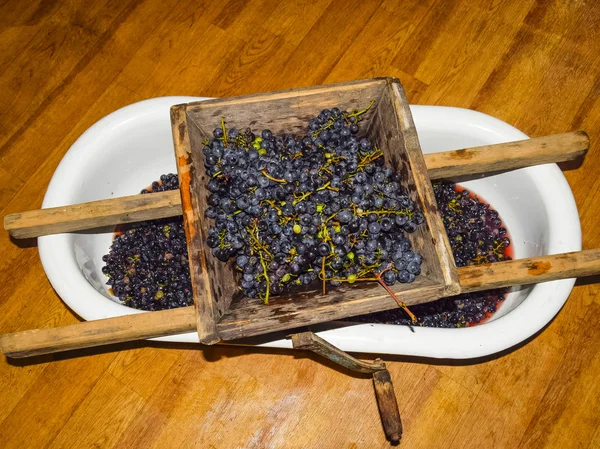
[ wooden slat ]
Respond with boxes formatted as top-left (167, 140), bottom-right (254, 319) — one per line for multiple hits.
top-left (425, 130), bottom-right (589, 179)
top-left (170, 105), bottom-right (221, 345)
top-left (217, 277), bottom-right (447, 341)
top-left (389, 79), bottom-right (460, 296)
top-left (458, 248), bottom-right (600, 293)
top-left (2, 249), bottom-right (600, 358)
top-left (3, 190), bottom-right (182, 239)
top-left (3, 132), bottom-right (588, 239)
top-left (0, 306), bottom-right (196, 359)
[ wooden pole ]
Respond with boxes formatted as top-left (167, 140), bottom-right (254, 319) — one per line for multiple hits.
top-left (4, 132), bottom-right (588, 239)
top-left (2, 248), bottom-right (599, 358)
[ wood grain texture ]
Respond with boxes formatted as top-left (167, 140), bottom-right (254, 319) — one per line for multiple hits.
top-left (388, 79), bottom-right (460, 296)
top-left (425, 131), bottom-right (589, 180)
top-left (170, 105), bottom-right (221, 345)
top-left (290, 331), bottom-right (386, 374)
top-left (1, 0), bottom-right (600, 447)
top-left (0, 306), bottom-right (197, 358)
top-left (458, 249), bottom-right (600, 293)
top-left (4, 190), bottom-right (183, 239)
top-left (373, 369), bottom-right (403, 443)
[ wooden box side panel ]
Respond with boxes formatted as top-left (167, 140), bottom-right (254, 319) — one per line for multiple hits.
top-left (388, 81), bottom-right (460, 296)
top-left (185, 116), bottom-right (240, 318)
top-left (170, 105), bottom-right (221, 345)
top-left (217, 279), bottom-right (446, 341)
top-left (367, 87), bottom-right (441, 285)
top-left (185, 79), bottom-right (388, 138)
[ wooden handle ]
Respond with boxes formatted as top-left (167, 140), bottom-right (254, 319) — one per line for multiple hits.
top-left (2, 248), bottom-right (599, 359)
top-left (290, 331), bottom-right (387, 374)
top-left (458, 248), bottom-right (600, 292)
top-left (373, 370), bottom-right (403, 443)
top-left (290, 331), bottom-right (402, 443)
top-left (0, 306), bottom-right (196, 358)
top-left (4, 132), bottom-right (588, 239)
top-left (4, 190), bottom-right (182, 239)
top-left (424, 130), bottom-right (588, 179)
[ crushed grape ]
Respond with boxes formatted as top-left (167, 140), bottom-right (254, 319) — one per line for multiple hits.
top-left (101, 174), bottom-right (193, 311)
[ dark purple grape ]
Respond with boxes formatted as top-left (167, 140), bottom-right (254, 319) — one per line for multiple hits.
top-left (122, 104), bottom-right (426, 305)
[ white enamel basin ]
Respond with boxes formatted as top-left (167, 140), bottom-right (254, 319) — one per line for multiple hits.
top-left (38, 97), bottom-right (581, 359)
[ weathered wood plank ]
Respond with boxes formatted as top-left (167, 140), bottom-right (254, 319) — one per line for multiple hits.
top-left (3, 249), bottom-right (600, 358)
top-left (3, 190), bottom-right (182, 239)
top-left (170, 105), bottom-right (221, 345)
top-left (4, 132), bottom-right (587, 238)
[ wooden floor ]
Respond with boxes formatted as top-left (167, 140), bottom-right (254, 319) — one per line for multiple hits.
top-left (1, 0), bottom-right (600, 447)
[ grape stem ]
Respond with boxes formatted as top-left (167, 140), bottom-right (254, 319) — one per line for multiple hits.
top-left (347, 99), bottom-right (375, 119)
top-left (357, 148), bottom-right (384, 169)
top-left (375, 264), bottom-right (417, 322)
top-left (292, 191), bottom-right (313, 206)
top-left (258, 250), bottom-right (270, 304)
top-left (321, 256), bottom-right (326, 295)
top-left (247, 219), bottom-right (273, 304)
top-left (221, 117), bottom-right (228, 147)
top-left (263, 199), bottom-right (282, 214)
top-left (261, 169), bottom-right (287, 183)
top-left (356, 208), bottom-right (413, 219)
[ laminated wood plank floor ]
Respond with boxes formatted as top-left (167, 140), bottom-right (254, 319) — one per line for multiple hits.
top-left (1, 1), bottom-right (599, 447)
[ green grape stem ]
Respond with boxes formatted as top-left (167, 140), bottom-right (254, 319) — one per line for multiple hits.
top-left (261, 169), bottom-right (287, 183)
top-left (258, 250), bottom-right (270, 304)
top-left (221, 117), bottom-right (228, 147)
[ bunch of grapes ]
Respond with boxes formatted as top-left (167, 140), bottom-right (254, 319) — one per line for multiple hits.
top-left (203, 102), bottom-right (424, 310)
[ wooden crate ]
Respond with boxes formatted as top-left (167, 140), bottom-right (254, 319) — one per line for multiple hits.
top-left (170, 78), bottom-right (460, 344)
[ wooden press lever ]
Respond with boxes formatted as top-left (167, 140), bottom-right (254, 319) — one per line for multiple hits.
top-left (290, 331), bottom-right (402, 443)
top-left (4, 132), bottom-right (588, 239)
top-left (2, 248), bottom-right (600, 359)
top-left (0, 131), bottom-right (596, 360)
